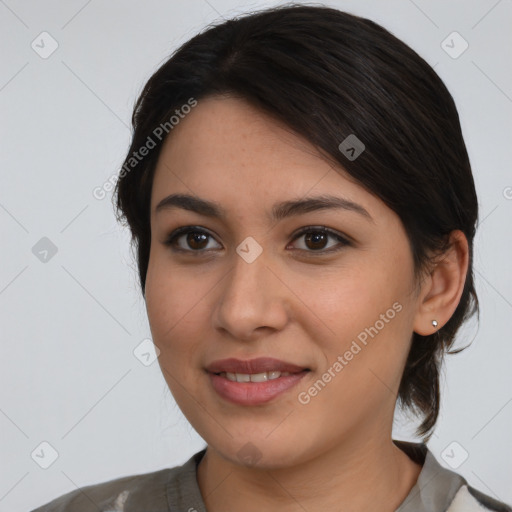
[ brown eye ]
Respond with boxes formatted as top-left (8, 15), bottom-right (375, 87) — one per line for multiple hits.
top-left (164, 227), bottom-right (222, 252)
top-left (186, 232), bottom-right (209, 250)
top-left (289, 227), bottom-right (350, 254)
top-left (304, 232), bottom-right (329, 250)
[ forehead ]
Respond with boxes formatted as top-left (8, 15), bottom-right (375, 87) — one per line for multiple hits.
top-left (150, 96), bottom-right (384, 222)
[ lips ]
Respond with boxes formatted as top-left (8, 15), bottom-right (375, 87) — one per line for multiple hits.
top-left (206, 357), bottom-right (311, 406)
top-left (205, 357), bottom-right (308, 375)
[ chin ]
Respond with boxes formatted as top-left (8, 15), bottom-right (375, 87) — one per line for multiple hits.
top-left (209, 433), bottom-right (312, 470)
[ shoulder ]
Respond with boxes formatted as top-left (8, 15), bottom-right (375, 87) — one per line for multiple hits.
top-left (30, 449), bottom-right (207, 512)
top-left (30, 467), bottom-right (173, 512)
top-left (394, 440), bottom-right (511, 512)
top-left (448, 485), bottom-right (512, 512)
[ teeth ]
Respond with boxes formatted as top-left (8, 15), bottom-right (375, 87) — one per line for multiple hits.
top-left (249, 372), bottom-right (268, 383)
top-left (220, 371), bottom-right (292, 382)
top-left (236, 373), bottom-right (251, 383)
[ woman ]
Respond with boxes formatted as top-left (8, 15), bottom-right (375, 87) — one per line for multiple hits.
top-left (32, 4), bottom-right (511, 512)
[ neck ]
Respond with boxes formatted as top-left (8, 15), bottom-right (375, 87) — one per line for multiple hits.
top-left (197, 434), bottom-right (423, 512)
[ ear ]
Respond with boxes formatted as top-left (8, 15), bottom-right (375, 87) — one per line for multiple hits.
top-left (413, 230), bottom-right (469, 336)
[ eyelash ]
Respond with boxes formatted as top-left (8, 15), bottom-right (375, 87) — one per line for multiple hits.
top-left (163, 225), bottom-right (351, 257)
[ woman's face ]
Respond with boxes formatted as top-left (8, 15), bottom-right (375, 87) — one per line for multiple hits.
top-left (145, 95), bottom-right (425, 468)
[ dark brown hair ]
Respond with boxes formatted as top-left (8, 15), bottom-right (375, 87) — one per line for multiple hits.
top-left (113, 4), bottom-right (479, 440)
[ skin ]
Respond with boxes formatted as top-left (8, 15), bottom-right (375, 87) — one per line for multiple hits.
top-left (145, 95), bottom-right (469, 512)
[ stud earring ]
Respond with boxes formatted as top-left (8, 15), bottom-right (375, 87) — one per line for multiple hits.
top-left (432, 320), bottom-right (438, 328)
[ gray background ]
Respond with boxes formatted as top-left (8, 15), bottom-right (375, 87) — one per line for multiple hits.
top-left (1, 0), bottom-right (511, 510)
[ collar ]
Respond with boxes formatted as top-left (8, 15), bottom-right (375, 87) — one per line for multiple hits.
top-left (393, 440), bottom-right (466, 512)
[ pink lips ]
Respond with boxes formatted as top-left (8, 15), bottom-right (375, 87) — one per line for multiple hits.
top-left (206, 357), bottom-right (310, 406)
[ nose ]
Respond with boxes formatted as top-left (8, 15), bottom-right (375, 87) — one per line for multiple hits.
top-left (212, 249), bottom-right (290, 341)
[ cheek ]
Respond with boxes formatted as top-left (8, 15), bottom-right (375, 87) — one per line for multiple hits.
top-left (145, 256), bottom-right (216, 432)
top-left (297, 266), bottom-right (397, 342)
top-left (145, 254), bottom-right (208, 361)
top-left (298, 256), bottom-right (414, 386)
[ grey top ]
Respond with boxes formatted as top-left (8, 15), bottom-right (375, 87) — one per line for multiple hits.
top-left (32, 440), bottom-right (511, 512)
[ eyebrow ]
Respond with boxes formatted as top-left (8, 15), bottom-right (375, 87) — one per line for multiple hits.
top-left (155, 193), bottom-right (374, 223)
